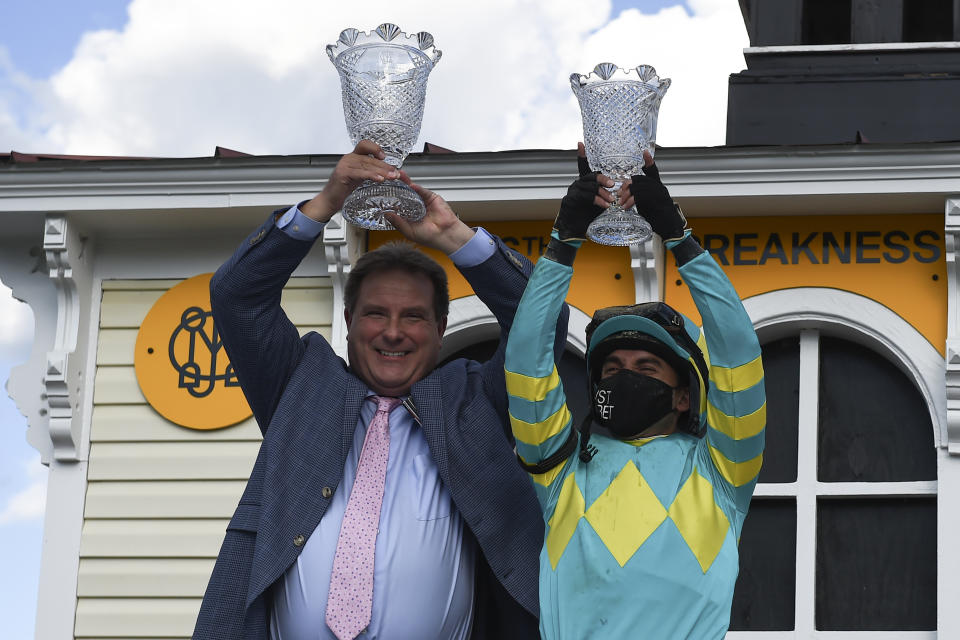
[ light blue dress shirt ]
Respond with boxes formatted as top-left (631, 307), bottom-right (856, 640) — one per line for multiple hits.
top-left (269, 204), bottom-right (496, 639)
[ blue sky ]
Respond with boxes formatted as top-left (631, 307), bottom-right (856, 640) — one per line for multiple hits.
top-left (0, 1), bottom-right (743, 637)
top-left (0, 1), bottom-right (690, 79)
top-left (0, 1), bottom-right (131, 78)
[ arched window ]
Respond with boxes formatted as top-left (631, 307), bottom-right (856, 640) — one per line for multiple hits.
top-left (729, 289), bottom-right (941, 637)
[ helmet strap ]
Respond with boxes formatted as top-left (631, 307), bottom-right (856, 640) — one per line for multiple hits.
top-left (578, 411), bottom-right (598, 463)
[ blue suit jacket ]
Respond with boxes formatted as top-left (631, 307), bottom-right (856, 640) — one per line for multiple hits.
top-left (193, 213), bottom-right (567, 639)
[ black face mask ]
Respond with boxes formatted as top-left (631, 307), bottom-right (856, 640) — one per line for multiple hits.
top-left (593, 370), bottom-right (677, 439)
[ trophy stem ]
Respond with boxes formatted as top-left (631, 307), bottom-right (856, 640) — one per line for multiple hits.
top-left (586, 186), bottom-right (653, 246)
top-left (383, 153), bottom-right (404, 168)
top-left (341, 179), bottom-right (426, 231)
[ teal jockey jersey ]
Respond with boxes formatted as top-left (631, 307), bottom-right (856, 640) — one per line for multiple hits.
top-left (505, 246), bottom-right (765, 640)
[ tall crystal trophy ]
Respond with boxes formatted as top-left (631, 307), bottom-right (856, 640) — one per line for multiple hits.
top-left (571, 63), bottom-right (671, 246)
top-left (327, 24), bottom-right (441, 230)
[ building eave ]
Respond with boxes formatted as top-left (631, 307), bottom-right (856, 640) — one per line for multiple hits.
top-left (0, 142), bottom-right (958, 224)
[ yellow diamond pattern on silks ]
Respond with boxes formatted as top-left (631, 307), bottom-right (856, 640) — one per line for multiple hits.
top-left (546, 473), bottom-right (585, 569)
top-left (584, 462), bottom-right (668, 567)
top-left (668, 469), bottom-right (731, 573)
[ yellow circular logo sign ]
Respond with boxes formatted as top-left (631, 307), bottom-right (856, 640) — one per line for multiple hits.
top-left (134, 273), bottom-right (252, 430)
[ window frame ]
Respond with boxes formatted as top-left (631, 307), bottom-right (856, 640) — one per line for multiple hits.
top-left (728, 287), bottom-right (941, 638)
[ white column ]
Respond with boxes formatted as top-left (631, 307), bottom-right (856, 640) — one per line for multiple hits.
top-left (794, 329), bottom-right (819, 635)
top-left (630, 236), bottom-right (664, 303)
top-left (1, 214), bottom-right (97, 640)
top-left (322, 212), bottom-right (352, 358)
top-left (938, 447), bottom-right (960, 636)
top-left (941, 197), bottom-right (960, 637)
top-left (944, 197), bottom-right (960, 453)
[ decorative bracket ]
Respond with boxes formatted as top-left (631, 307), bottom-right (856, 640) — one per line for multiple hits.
top-left (41, 215), bottom-right (93, 461)
top-left (945, 197), bottom-right (960, 452)
top-left (630, 236), bottom-right (664, 303)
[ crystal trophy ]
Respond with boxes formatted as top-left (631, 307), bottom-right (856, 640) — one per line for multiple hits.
top-left (327, 23), bottom-right (441, 230)
top-left (571, 63), bottom-right (671, 246)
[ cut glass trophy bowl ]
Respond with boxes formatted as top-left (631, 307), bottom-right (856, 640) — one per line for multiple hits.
top-left (327, 23), bottom-right (441, 230)
top-left (570, 63), bottom-right (671, 246)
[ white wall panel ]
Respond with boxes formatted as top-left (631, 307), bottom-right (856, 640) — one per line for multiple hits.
top-left (102, 279), bottom-right (185, 291)
top-left (79, 520), bottom-right (227, 558)
top-left (74, 598), bottom-right (201, 638)
top-left (77, 275), bottom-right (333, 639)
top-left (90, 405), bottom-right (261, 442)
top-left (84, 481), bottom-right (246, 519)
top-left (96, 328), bottom-right (138, 365)
top-left (87, 442), bottom-right (260, 480)
top-left (77, 558), bottom-right (215, 597)
top-left (92, 366), bottom-right (145, 405)
top-left (99, 290), bottom-right (167, 328)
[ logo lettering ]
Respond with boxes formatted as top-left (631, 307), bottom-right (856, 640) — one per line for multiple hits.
top-left (134, 273), bottom-right (252, 430)
top-left (595, 388), bottom-right (615, 420)
top-left (169, 306), bottom-right (239, 398)
top-left (697, 230), bottom-right (942, 266)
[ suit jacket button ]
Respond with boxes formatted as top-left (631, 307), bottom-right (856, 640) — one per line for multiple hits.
top-left (293, 534), bottom-right (306, 547)
top-left (250, 230), bottom-right (265, 245)
top-left (321, 487), bottom-right (333, 499)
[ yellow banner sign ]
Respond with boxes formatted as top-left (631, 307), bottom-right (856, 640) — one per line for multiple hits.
top-left (370, 220), bottom-right (638, 318)
top-left (373, 215), bottom-right (946, 355)
top-left (134, 273), bottom-right (252, 430)
top-left (666, 214), bottom-right (946, 355)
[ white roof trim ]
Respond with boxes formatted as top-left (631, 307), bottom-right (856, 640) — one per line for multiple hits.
top-left (745, 41), bottom-right (960, 54)
top-left (2, 143), bottom-right (960, 219)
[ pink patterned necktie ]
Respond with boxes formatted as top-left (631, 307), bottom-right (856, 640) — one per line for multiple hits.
top-left (325, 395), bottom-right (402, 640)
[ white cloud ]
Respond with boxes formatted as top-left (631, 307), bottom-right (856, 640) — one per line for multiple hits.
top-left (0, 47), bottom-right (56, 153)
top-left (1, 0), bottom-right (746, 157)
top-left (580, 0), bottom-right (749, 147)
top-left (0, 458), bottom-right (47, 526)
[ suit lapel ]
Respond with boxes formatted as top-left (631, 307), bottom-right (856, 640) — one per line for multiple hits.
top-left (411, 373), bottom-right (449, 484)
top-left (340, 375), bottom-right (366, 459)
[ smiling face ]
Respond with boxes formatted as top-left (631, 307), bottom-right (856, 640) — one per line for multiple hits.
top-left (345, 269), bottom-right (446, 397)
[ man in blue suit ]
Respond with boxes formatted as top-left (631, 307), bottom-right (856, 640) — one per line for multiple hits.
top-left (194, 140), bottom-right (566, 639)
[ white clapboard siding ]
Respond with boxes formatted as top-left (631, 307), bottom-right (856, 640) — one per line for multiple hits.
top-left (88, 441), bottom-right (261, 481)
top-left (90, 405), bottom-right (262, 443)
top-left (79, 276), bottom-right (332, 639)
top-left (74, 598), bottom-right (202, 638)
top-left (80, 520), bottom-right (229, 558)
top-left (77, 558), bottom-right (215, 597)
top-left (84, 481), bottom-right (247, 519)
top-left (100, 290), bottom-right (168, 328)
top-left (96, 328), bottom-right (139, 365)
top-left (93, 366), bottom-right (146, 405)
top-left (102, 279), bottom-right (186, 291)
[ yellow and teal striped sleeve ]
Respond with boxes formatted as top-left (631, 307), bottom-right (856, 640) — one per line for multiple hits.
top-left (505, 255), bottom-right (577, 502)
top-left (679, 251), bottom-right (766, 519)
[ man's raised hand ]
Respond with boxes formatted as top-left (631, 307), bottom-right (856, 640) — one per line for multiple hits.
top-left (384, 175), bottom-right (475, 256)
top-left (552, 142), bottom-right (615, 242)
top-left (301, 140), bottom-right (399, 223)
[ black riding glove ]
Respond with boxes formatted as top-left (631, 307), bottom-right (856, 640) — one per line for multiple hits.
top-left (628, 162), bottom-right (686, 242)
top-left (553, 155), bottom-right (605, 243)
